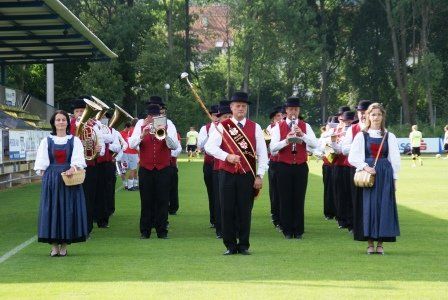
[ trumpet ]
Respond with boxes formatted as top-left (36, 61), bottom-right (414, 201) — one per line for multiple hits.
top-left (144, 116), bottom-right (167, 141)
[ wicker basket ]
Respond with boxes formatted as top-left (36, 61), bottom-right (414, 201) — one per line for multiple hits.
top-left (61, 169), bottom-right (86, 186)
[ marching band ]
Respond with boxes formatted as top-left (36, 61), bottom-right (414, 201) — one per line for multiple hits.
top-left (35, 86), bottom-right (400, 256)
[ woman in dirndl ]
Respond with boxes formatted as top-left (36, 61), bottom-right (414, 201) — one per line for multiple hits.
top-left (348, 103), bottom-right (401, 255)
top-left (34, 110), bottom-right (87, 257)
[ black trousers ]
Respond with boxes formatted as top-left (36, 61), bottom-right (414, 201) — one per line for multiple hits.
top-left (110, 163), bottom-right (117, 216)
top-left (213, 170), bottom-right (222, 235)
top-left (95, 162), bottom-right (115, 226)
top-left (219, 171), bottom-right (254, 251)
top-left (276, 162), bottom-right (309, 236)
top-left (333, 165), bottom-right (353, 229)
top-left (322, 165), bottom-right (336, 218)
top-left (268, 161), bottom-right (280, 226)
top-left (203, 162), bottom-right (215, 225)
top-left (350, 167), bottom-right (366, 241)
top-left (168, 165), bottom-right (179, 214)
top-left (82, 165), bottom-right (97, 234)
top-left (139, 167), bottom-right (171, 236)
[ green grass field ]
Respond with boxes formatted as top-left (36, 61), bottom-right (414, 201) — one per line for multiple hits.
top-left (0, 155), bottom-right (447, 299)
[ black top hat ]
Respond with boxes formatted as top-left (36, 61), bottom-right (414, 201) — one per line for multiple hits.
top-left (341, 111), bottom-right (355, 121)
top-left (269, 106), bottom-right (282, 119)
top-left (217, 101), bottom-right (232, 116)
top-left (336, 106), bottom-right (351, 116)
top-left (146, 104), bottom-right (161, 116)
top-left (209, 104), bottom-right (219, 114)
top-left (356, 100), bottom-right (372, 111)
top-left (230, 91), bottom-right (251, 104)
top-left (71, 99), bottom-right (86, 110)
top-left (147, 95), bottom-right (166, 109)
top-left (285, 96), bottom-right (302, 107)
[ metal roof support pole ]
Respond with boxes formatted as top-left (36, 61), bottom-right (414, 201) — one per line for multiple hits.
top-left (46, 62), bottom-right (54, 120)
top-left (1, 64), bottom-right (6, 85)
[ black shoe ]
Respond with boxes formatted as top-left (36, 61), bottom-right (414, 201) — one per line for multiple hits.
top-left (284, 234), bottom-right (293, 239)
top-left (98, 223), bottom-right (109, 228)
top-left (140, 233), bottom-right (150, 239)
top-left (168, 211), bottom-right (177, 215)
top-left (223, 249), bottom-right (237, 255)
top-left (216, 234), bottom-right (222, 239)
top-left (294, 234), bottom-right (302, 240)
top-left (157, 234), bottom-right (168, 239)
top-left (239, 249), bottom-right (251, 255)
top-left (210, 223), bottom-right (216, 228)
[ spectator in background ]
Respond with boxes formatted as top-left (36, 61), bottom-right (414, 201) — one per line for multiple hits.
top-left (120, 119), bottom-right (140, 191)
top-left (444, 125), bottom-right (448, 159)
top-left (186, 126), bottom-right (199, 162)
top-left (409, 125), bottom-right (423, 167)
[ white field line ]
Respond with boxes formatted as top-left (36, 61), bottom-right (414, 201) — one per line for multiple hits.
top-left (0, 186), bottom-right (124, 264)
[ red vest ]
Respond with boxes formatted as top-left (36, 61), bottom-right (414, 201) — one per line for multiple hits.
top-left (352, 123), bottom-right (361, 137)
top-left (277, 120), bottom-right (307, 165)
top-left (204, 123), bottom-right (214, 165)
top-left (97, 144), bottom-right (114, 163)
top-left (139, 124), bottom-right (171, 170)
top-left (70, 117), bottom-right (77, 136)
top-left (218, 119), bottom-right (257, 174)
top-left (122, 128), bottom-right (139, 154)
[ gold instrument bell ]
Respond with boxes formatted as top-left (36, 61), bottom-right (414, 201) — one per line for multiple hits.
top-left (263, 128), bottom-right (271, 145)
top-left (75, 99), bottom-right (102, 161)
top-left (92, 95), bottom-right (110, 121)
top-left (108, 104), bottom-right (134, 130)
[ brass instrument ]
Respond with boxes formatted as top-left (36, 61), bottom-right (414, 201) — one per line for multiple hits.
top-left (109, 104), bottom-right (133, 129)
top-left (92, 95), bottom-right (110, 121)
top-left (144, 116), bottom-right (167, 141)
top-left (76, 99), bottom-right (102, 161)
top-left (263, 128), bottom-right (271, 146)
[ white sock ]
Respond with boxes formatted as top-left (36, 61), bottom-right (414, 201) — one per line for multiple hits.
top-left (127, 179), bottom-right (133, 188)
top-left (133, 179), bottom-right (138, 187)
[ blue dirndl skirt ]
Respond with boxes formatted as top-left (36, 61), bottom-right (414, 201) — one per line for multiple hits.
top-left (363, 158), bottom-right (400, 242)
top-left (37, 163), bottom-right (88, 244)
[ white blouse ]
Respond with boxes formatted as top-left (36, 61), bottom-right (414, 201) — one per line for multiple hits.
top-left (34, 135), bottom-right (87, 173)
top-left (348, 129), bottom-right (401, 179)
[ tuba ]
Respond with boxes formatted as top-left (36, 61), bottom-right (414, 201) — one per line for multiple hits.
top-left (91, 96), bottom-right (112, 136)
top-left (108, 104), bottom-right (134, 130)
top-left (76, 99), bottom-right (102, 161)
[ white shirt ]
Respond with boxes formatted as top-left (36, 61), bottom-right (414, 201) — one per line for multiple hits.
top-left (204, 117), bottom-right (269, 178)
top-left (348, 129), bottom-right (401, 179)
top-left (342, 122), bottom-right (366, 155)
top-left (129, 118), bottom-right (178, 150)
top-left (269, 118), bottom-right (318, 153)
top-left (34, 135), bottom-right (87, 173)
top-left (198, 125), bottom-right (208, 150)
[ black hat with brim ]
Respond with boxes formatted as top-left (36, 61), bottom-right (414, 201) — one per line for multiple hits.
top-left (146, 104), bottom-right (161, 116)
top-left (285, 96), bottom-right (302, 107)
top-left (146, 95), bottom-right (166, 109)
top-left (209, 104), bottom-right (219, 114)
top-left (230, 91), bottom-right (251, 104)
top-left (356, 100), bottom-right (373, 111)
top-left (72, 99), bottom-right (86, 110)
top-left (341, 111), bottom-right (355, 121)
top-left (336, 106), bottom-right (351, 116)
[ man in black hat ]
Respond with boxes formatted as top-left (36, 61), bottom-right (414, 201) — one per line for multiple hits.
top-left (266, 107), bottom-right (283, 230)
top-left (70, 98), bottom-right (106, 235)
top-left (270, 96), bottom-right (318, 239)
top-left (205, 92), bottom-right (268, 255)
top-left (341, 100), bottom-right (372, 241)
top-left (331, 110), bottom-right (356, 232)
top-left (129, 103), bottom-right (180, 239)
top-left (146, 95), bottom-right (182, 216)
top-left (198, 104), bottom-right (220, 229)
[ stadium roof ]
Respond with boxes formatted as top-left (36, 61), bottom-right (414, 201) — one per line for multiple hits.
top-left (0, 0), bottom-right (117, 65)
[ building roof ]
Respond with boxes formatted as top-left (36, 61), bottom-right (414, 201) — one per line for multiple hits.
top-left (190, 5), bottom-right (232, 53)
top-left (0, 0), bottom-right (117, 64)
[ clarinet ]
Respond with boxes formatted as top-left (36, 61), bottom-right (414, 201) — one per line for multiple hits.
top-left (291, 116), bottom-right (297, 154)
